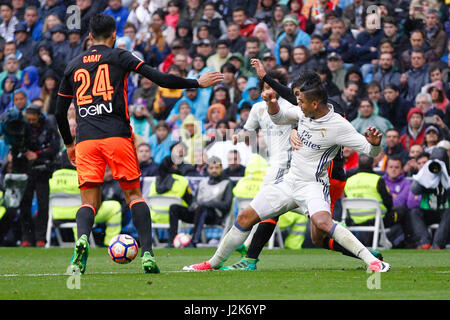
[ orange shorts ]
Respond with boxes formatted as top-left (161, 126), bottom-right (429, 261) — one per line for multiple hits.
top-left (75, 136), bottom-right (141, 190)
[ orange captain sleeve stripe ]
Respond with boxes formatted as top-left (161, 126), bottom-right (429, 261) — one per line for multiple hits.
top-left (135, 61), bottom-right (144, 70)
top-left (80, 203), bottom-right (97, 216)
top-left (129, 198), bottom-right (146, 209)
top-left (58, 92), bottom-right (74, 98)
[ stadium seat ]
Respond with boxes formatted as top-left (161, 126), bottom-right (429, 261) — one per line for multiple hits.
top-left (146, 195), bottom-right (182, 248)
top-left (45, 193), bottom-right (96, 248)
top-left (340, 198), bottom-right (392, 250)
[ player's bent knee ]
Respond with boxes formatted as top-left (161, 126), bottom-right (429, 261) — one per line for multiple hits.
top-left (311, 211), bottom-right (334, 233)
top-left (236, 206), bottom-right (260, 230)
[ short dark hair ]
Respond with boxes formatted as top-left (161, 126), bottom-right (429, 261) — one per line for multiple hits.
top-left (384, 83), bottom-right (399, 92)
top-left (221, 62), bottom-right (237, 74)
top-left (1, 2), bottom-right (13, 10)
top-left (386, 128), bottom-right (400, 136)
top-left (366, 80), bottom-right (381, 91)
top-left (345, 80), bottom-right (359, 89)
top-left (358, 154), bottom-right (374, 170)
top-left (310, 34), bottom-right (323, 42)
top-left (416, 151), bottom-right (430, 161)
top-left (387, 155), bottom-right (403, 166)
top-left (245, 36), bottom-right (259, 45)
top-left (232, 6), bottom-right (246, 15)
top-left (90, 13), bottom-right (116, 40)
top-left (429, 63), bottom-right (443, 75)
top-left (382, 16), bottom-right (397, 26)
top-left (291, 70), bottom-right (328, 106)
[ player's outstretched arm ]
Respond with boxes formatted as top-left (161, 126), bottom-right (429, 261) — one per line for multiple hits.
top-left (337, 122), bottom-right (382, 158)
top-left (137, 64), bottom-right (223, 89)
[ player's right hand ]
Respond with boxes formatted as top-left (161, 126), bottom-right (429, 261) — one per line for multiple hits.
top-left (197, 71), bottom-right (224, 88)
top-left (250, 59), bottom-right (266, 80)
top-left (290, 129), bottom-right (303, 150)
top-left (66, 143), bottom-right (76, 167)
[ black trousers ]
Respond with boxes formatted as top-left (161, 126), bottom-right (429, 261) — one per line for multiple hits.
top-left (169, 204), bottom-right (221, 245)
top-left (19, 170), bottom-right (51, 243)
top-left (409, 207), bottom-right (450, 249)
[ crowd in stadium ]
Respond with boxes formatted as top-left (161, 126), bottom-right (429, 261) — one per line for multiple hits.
top-left (0, 0), bottom-right (448, 250)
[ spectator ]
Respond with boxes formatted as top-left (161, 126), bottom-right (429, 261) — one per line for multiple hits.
top-left (243, 37), bottom-right (269, 77)
top-left (0, 74), bottom-right (19, 113)
top-left (194, 39), bottom-right (214, 60)
top-left (209, 83), bottom-right (237, 123)
top-left (65, 28), bottom-right (83, 63)
top-left (305, 0), bottom-right (340, 35)
top-left (77, 0), bottom-right (108, 38)
top-left (415, 92), bottom-right (445, 119)
top-left (199, 1), bottom-right (228, 40)
top-left (351, 98), bottom-right (393, 149)
top-left (400, 29), bottom-right (439, 71)
top-left (221, 62), bottom-right (241, 105)
top-left (174, 19), bottom-right (193, 50)
top-left (425, 81), bottom-right (450, 113)
top-left (0, 2), bottom-right (19, 42)
top-left (409, 147), bottom-right (450, 249)
top-left (14, 23), bottom-right (37, 70)
top-left (129, 97), bottom-right (156, 143)
top-left (186, 148), bottom-right (209, 177)
top-left (315, 65), bottom-right (341, 98)
top-left (207, 39), bottom-right (231, 73)
top-left (39, 69), bottom-right (60, 116)
top-left (326, 52), bottom-right (346, 91)
top-left (152, 64), bottom-right (184, 120)
top-left (172, 52), bottom-right (189, 77)
top-left (286, 0), bottom-right (307, 32)
top-left (205, 103), bottom-right (226, 139)
top-left (22, 5), bottom-right (43, 42)
top-left (39, 0), bottom-right (66, 23)
top-left (343, 146), bottom-right (359, 175)
top-left (253, 22), bottom-right (276, 53)
top-left (400, 107), bottom-right (426, 151)
top-left (168, 156), bottom-right (233, 247)
top-left (0, 55), bottom-right (22, 96)
top-left (366, 81), bottom-right (383, 114)
top-left (239, 76), bottom-right (263, 106)
top-left (132, 76), bottom-right (158, 116)
top-left (193, 22), bottom-right (216, 50)
top-left (167, 98), bottom-right (195, 139)
top-left (379, 83), bottom-right (412, 131)
top-left (331, 80), bottom-right (360, 121)
top-left (403, 144), bottom-right (425, 177)
top-left (309, 34), bottom-right (327, 66)
top-left (159, 39), bottom-right (186, 73)
top-left (150, 9), bottom-right (176, 53)
top-left (382, 16), bottom-right (410, 54)
top-left (179, 0), bottom-right (204, 29)
top-left (232, 6), bottom-right (257, 38)
top-left (165, 0), bottom-right (180, 30)
top-left (268, 4), bottom-right (286, 41)
top-left (103, 0), bottom-right (129, 37)
top-left (224, 149), bottom-right (246, 177)
top-left (48, 24), bottom-right (70, 63)
top-left (382, 155), bottom-right (414, 247)
top-left (19, 105), bottom-right (60, 247)
top-left (20, 65), bottom-right (41, 102)
top-left (384, 128), bottom-right (410, 164)
top-left (427, 64), bottom-right (450, 103)
top-left (288, 45), bottom-right (317, 83)
top-left (371, 52), bottom-right (402, 91)
top-left (180, 114), bottom-right (208, 165)
top-left (344, 154), bottom-right (406, 247)
top-left (424, 9), bottom-right (448, 59)
top-left (32, 41), bottom-right (66, 80)
top-left (344, 65), bottom-right (366, 98)
top-left (400, 50), bottom-right (430, 103)
top-left (274, 15), bottom-right (311, 65)
top-left (226, 22), bottom-right (246, 55)
top-left (41, 13), bottom-right (63, 42)
top-left (137, 143), bottom-right (159, 177)
top-left (254, 0), bottom-right (278, 27)
top-left (148, 155), bottom-right (193, 230)
top-left (342, 0), bottom-right (368, 31)
top-left (12, 0), bottom-right (26, 23)
top-left (148, 120), bottom-right (175, 165)
top-left (261, 51), bottom-right (277, 71)
top-left (423, 125), bottom-right (442, 153)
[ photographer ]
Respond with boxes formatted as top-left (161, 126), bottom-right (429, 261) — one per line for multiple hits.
top-left (409, 147), bottom-right (450, 249)
top-left (19, 104), bottom-right (60, 247)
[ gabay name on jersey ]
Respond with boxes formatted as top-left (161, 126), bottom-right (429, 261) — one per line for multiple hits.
top-left (78, 102), bottom-right (113, 117)
top-left (298, 129), bottom-right (321, 150)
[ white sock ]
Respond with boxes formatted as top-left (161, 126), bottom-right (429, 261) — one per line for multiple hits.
top-left (209, 225), bottom-right (251, 268)
top-left (331, 223), bottom-right (378, 265)
top-left (243, 225), bottom-right (257, 248)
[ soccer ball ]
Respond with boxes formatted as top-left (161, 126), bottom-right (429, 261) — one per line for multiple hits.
top-left (173, 233), bottom-right (191, 248)
top-left (108, 234), bottom-right (139, 264)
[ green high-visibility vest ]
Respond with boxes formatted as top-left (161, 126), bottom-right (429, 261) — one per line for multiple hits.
top-left (148, 174), bottom-right (189, 223)
top-left (49, 169), bottom-right (80, 220)
top-left (344, 172), bottom-right (386, 224)
top-left (0, 190), bottom-right (5, 220)
top-left (232, 173), bottom-right (266, 198)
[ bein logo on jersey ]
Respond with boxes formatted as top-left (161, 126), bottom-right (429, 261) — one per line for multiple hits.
top-left (78, 102), bottom-right (113, 118)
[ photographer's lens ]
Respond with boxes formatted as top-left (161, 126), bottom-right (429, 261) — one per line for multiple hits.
top-left (428, 161), bottom-right (441, 174)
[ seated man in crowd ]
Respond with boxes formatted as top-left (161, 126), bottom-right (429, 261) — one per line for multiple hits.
top-left (168, 156), bottom-right (233, 248)
top-left (408, 147), bottom-right (450, 249)
top-left (343, 154), bottom-right (407, 247)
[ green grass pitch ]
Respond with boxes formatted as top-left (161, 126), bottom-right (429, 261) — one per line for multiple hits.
top-left (0, 247), bottom-right (449, 300)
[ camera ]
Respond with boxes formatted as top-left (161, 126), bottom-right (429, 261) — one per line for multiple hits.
top-left (428, 160), bottom-right (442, 174)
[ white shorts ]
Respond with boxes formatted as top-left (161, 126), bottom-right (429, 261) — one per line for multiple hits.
top-left (262, 166), bottom-right (288, 187)
top-left (250, 174), bottom-right (331, 221)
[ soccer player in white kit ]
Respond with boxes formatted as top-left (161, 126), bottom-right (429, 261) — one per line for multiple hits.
top-left (183, 71), bottom-right (391, 273)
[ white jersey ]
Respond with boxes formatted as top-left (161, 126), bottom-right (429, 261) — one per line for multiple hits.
top-left (244, 98), bottom-right (295, 169)
top-left (269, 104), bottom-right (381, 185)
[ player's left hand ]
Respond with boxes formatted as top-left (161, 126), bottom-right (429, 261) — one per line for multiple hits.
top-left (364, 126), bottom-right (382, 146)
top-left (197, 71), bottom-right (224, 88)
top-left (66, 143), bottom-right (76, 167)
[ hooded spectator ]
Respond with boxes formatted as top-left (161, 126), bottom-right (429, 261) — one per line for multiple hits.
top-left (20, 65), bottom-right (41, 102)
top-left (0, 74), bottom-right (19, 113)
top-left (400, 107), bottom-right (426, 151)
